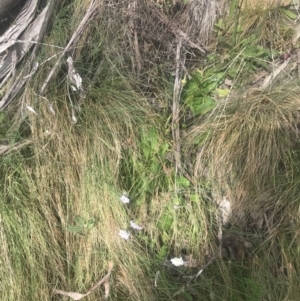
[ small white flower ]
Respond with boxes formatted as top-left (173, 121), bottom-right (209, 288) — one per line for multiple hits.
top-left (72, 113), bottom-right (77, 123)
top-left (154, 271), bottom-right (160, 287)
top-left (67, 56), bottom-right (83, 92)
top-left (219, 196), bottom-right (231, 225)
top-left (170, 257), bottom-right (184, 267)
top-left (130, 220), bottom-right (143, 230)
top-left (118, 230), bottom-right (130, 240)
top-left (48, 103), bottom-right (55, 115)
top-left (26, 106), bottom-right (37, 115)
top-left (173, 205), bottom-right (182, 210)
top-left (71, 108), bottom-right (77, 123)
top-left (120, 195), bottom-right (130, 204)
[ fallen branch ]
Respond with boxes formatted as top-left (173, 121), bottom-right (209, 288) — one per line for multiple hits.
top-left (40, 0), bottom-right (101, 95)
top-left (53, 261), bottom-right (114, 300)
top-left (0, 140), bottom-right (32, 156)
top-left (297, 49), bottom-right (300, 81)
top-left (261, 58), bottom-right (292, 89)
top-left (172, 39), bottom-right (184, 174)
top-left (0, 0), bottom-right (39, 54)
top-left (149, 2), bottom-right (207, 54)
top-left (0, 2), bottom-right (54, 109)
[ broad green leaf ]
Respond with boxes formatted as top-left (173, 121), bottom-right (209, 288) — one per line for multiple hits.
top-left (67, 225), bottom-right (83, 233)
top-left (215, 88), bottom-right (230, 97)
top-left (74, 215), bottom-right (85, 226)
top-left (195, 130), bottom-right (211, 146)
top-left (156, 245), bottom-right (168, 260)
top-left (280, 8), bottom-right (297, 20)
top-left (190, 96), bottom-right (215, 115)
top-left (176, 176), bottom-right (190, 188)
top-left (190, 194), bottom-right (200, 203)
top-left (88, 218), bottom-right (95, 224)
top-left (158, 214), bottom-right (173, 231)
top-left (87, 223), bottom-right (95, 230)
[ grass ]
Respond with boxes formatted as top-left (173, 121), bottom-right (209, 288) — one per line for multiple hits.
top-left (2, 0), bottom-right (300, 300)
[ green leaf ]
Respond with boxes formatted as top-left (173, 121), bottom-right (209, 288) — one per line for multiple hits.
top-left (86, 223), bottom-right (95, 230)
top-left (156, 245), bottom-right (168, 260)
top-left (190, 96), bottom-right (215, 115)
top-left (176, 176), bottom-right (190, 188)
top-left (228, 63), bottom-right (240, 78)
top-left (190, 194), bottom-right (200, 203)
top-left (88, 218), bottom-right (95, 224)
top-left (195, 130), bottom-right (211, 146)
top-left (67, 225), bottom-right (83, 233)
top-left (74, 215), bottom-right (85, 226)
top-left (215, 88), bottom-right (230, 97)
top-left (157, 214), bottom-right (173, 231)
top-left (280, 8), bottom-right (298, 20)
top-left (159, 142), bottom-right (169, 155)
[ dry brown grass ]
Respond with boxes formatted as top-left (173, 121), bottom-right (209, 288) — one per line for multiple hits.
top-left (241, 0), bottom-right (291, 10)
top-left (187, 83), bottom-right (300, 210)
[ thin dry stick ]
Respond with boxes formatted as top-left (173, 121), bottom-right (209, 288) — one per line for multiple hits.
top-left (261, 58), bottom-right (291, 89)
top-left (0, 0), bottom-right (39, 54)
top-left (297, 49), bottom-right (300, 81)
top-left (131, 0), bottom-right (142, 73)
top-left (292, 23), bottom-right (300, 45)
top-left (133, 30), bottom-right (142, 73)
top-left (14, 39), bottom-right (65, 49)
top-left (0, 140), bottom-right (32, 156)
top-left (53, 261), bottom-right (114, 300)
top-left (172, 39), bottom-right (184, 174)
top-left (193, 252), bottom-right (219, 281)
top-left (40, 0), bottom-right (100, 95)
top-left (149, 2), bottom-right (207, 54)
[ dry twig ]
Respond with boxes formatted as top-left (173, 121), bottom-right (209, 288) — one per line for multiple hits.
top-left (149, 2), bottom-right (207, 54)
top-left (172, 39), bottom-right (184, 174)
top-left (40, 0), bottom-right (101, 95)
top-left (261, 58), bottom-right (292, 89)
top-left (0, 140), bottom-right (32, 156)
top-left (53, 261), bottom-right (114, 300)
top-left (0, 2), bottom-right (54, 109)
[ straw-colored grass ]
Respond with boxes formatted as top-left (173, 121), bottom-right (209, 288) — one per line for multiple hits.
top-left (2, 0), bottom-right (300, 300)
top-left (189, 84), bottom-right (300, 207)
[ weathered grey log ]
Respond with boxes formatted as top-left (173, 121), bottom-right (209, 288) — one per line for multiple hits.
top-left (0, 0), bottom-right (60, 109)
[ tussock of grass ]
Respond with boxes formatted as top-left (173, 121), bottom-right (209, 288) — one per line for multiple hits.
top-left (2, 0), bottom-right (300, 300)
top-left (189, 84), bottom-right (300, 203)
top-left (185, 81), bottom-right (300, 299)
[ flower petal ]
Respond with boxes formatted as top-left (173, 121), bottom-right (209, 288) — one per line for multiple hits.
top-left (118, 230), bottom-right (130, 240)
top-left (120, 195), bottom-right (130, 204)
top-left (170, 257), bottom-right (184, 266)
top-left (130, 220), bottom-right (143, 230)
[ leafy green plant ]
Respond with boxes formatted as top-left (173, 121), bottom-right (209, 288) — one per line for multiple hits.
top-left (182, 70), bottom-right (223, 116)
top-left (67, 215), bottom-right (95, 236)
top-left (209, 25), bottom-right (278, 83)
top-left (120, 125), bottom-right (171, 205)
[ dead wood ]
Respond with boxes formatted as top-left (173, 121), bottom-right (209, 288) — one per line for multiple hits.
top-left (40, 0), bottom-right (101, 95)
top-left (0, 0), bottom-right (58, 109)
top-left (148, 1), bottom-right (207, 54)
top-left (0, 139), bottom-right (32, 156)
top-left (172, 38), bottom-right (184, 174)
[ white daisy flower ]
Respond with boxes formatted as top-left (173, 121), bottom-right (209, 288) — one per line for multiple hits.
top-left (26, 106), bottom-right (38, 115)
top-left (118, 230), bottom-right (130, 240)
top-left (67, 56), bottom-right (83, 92)
top-left (170, 257), bottom-right (184, 267)
top-left (173, 205), bottom-right (182, 210)
top-left (120, 195), bottom-right (130, 204)
top-left (130, 220), bottom-right (143, 230)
